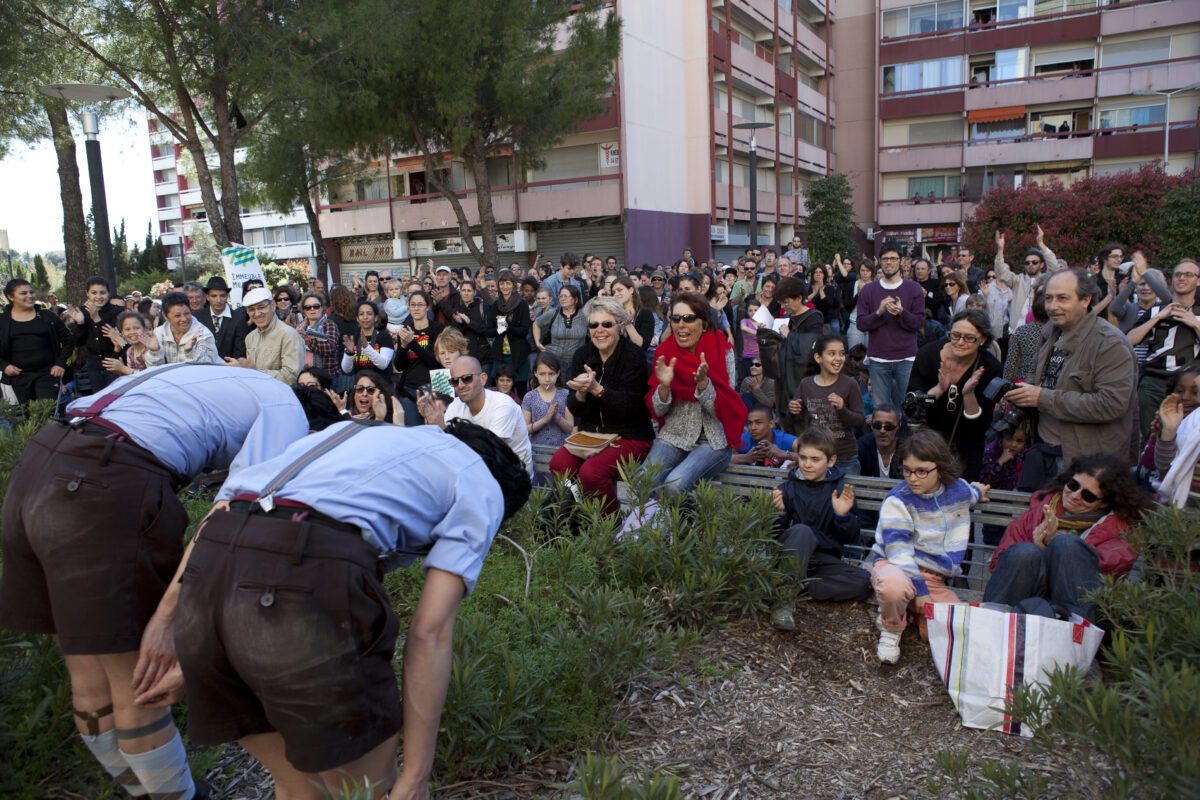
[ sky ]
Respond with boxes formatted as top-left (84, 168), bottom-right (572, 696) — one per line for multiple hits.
top-left (0, 108), bottom-right (157, 255)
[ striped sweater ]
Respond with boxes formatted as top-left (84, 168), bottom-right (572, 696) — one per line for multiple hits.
top-left (870, 478), bottom-right (982, 596)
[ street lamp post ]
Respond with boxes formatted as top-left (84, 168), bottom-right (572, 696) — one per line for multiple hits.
top-left (1131, 82), bottom-right (1200, 168)
top-left (734, 121), bottom-right (773, 251)
top-left (38, 83), bottom-right (131, 290)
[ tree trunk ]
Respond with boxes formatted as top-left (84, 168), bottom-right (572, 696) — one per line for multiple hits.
top-left (46, 101), bottom-right (90, 301)
top-left (408, 117), bottom-right (485, 264)
top-left (211, 72), bottom-right (244, 244)
top-left (302, 190), bottom-right (328, 276)
top-left (468, 135), bottom-right (499, 270)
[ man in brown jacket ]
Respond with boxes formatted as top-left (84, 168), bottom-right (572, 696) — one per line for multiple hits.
top-left (1003, 269), bottom-right (1137, 490)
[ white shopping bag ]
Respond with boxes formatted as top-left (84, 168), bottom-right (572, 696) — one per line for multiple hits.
top-left (925, 602), bottom-right (1104, 737)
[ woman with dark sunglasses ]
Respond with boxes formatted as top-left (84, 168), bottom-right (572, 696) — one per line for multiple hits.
top-left (986, 453), bottom-right (1152, 621)
top-left (295, 292), bottom-right (341, 375)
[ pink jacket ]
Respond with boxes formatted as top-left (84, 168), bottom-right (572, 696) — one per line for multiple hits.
top-left (991, 491), bottom-right (1137, 577)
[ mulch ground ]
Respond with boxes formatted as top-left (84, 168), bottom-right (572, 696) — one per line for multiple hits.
top-left (201, 601), bottom-right (1099, 799)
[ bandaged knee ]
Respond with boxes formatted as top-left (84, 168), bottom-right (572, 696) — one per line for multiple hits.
top-left (120, 727), bottom-right (196, 800)
top-left (80, 728), bottom-right (147, 797)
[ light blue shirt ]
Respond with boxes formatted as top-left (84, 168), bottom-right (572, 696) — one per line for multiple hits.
top-left (540, 272), bottom-right (581, 308)
top-left (216, 422), bottom-right (505, 593)
top-left (66, 364), bottom-right (308, 478)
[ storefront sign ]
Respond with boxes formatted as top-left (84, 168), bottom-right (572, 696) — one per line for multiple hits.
top-left (599, 142), bottom-right (620, 170)
top-left (340, 236), bottom-right (396, 263)
top-left (919, 226), bottom-right (960, 244)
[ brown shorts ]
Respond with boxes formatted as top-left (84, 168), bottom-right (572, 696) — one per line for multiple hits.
top-left (0, 423), bottom-right (187, 654)
top-left (174, 508), bottom-right (402, 774)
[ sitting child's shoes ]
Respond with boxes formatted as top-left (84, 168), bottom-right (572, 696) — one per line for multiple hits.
top-left (877, 630), bottom-right (901, 664)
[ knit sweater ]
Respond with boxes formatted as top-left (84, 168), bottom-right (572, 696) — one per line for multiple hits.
top-left (870, 478), bottom-right (981, 596)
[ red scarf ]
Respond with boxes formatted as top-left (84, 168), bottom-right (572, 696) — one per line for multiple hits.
top-left (647, 328), bottom-right (748, 448)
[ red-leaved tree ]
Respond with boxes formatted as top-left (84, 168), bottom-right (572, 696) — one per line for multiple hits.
top-left (962, 165), bottom-right (1196, 267)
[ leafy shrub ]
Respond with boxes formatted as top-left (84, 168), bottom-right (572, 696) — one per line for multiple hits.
top-left (563, 753), bottom-right (683, 800)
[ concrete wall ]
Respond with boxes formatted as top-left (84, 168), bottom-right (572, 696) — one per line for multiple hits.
top-left (832, 0), bottom-right (879, 230)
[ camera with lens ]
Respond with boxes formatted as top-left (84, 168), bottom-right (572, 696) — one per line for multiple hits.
top-left (903, 390), bottom-right (934, 424)
top-left (982, 377), bottom-right (1028, 441)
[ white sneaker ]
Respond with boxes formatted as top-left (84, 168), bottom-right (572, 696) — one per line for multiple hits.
top-left (877, 630), bottom-right (901, 664)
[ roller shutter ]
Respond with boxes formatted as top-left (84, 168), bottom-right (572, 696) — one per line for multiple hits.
top-left (534, 220), bottom-right (626, 269)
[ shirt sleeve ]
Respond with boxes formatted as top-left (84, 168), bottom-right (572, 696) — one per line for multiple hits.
top-left (422, 465), bottom-right (504, 594)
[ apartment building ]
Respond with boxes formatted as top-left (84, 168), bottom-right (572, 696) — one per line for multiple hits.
top-left (148, 120), bottom-right (317, 274)
top-left (315, 0), bottom-right (839, 281)
top-left (858, 0), bottom-right (1200, 259)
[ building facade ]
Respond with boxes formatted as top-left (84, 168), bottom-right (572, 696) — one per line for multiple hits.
top-left (148, 119), bottom-right (317, 275)
top-left (856, 0), bottom-right (1199, 259)
top-left (315, 0), bottom-right (839, 281)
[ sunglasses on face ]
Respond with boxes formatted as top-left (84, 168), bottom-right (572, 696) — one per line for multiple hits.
top-left (901, 465), bottom-right (937, 479)
top-left (302, 304), bottom-right (322, 310)
top-left (588, 320), bottom-right (617, 330)
top-left (448, 373), bottom-right (479, 387)
top-left (1066, 477), bottom-right (1103, 504)
top-left (871, 421), bottom-right (898, 432)
top-left (670, 314), bottom-right (701, 324)
top-left (276, 296), bottom-right (289, 303)
top-left (1024, 260), bottom-right (1042, 266)
top-left (354, 385), bottom-right (377, 395)
top-left (750, 361), bottom-right (762, 367)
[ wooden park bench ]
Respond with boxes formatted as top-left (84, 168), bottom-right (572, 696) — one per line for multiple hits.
top-left (531, 445), bottom-right (1034, 596)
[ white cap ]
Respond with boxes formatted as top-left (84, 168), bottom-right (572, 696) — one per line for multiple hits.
top-left (242, 287), bottom-right (273, 307)
top-left (435, 265), bottom-right (452, 274)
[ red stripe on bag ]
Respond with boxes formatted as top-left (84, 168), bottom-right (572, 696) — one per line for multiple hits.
top-left (924, 602), bottom-right (935, 619)
top-left (1073, 623), bottom-right (1084, 644)
top-left (1003, 613), bottom-right (1018, 735)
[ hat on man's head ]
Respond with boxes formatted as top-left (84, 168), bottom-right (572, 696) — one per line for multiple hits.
top-left (652, 271), bottom-right (666, 280)
top-left (242, 287), bottom-right (273, 307)
top-left (435, 265), bottom-right (452, 274)
top-left (205, 276), bottom-right (230, 293)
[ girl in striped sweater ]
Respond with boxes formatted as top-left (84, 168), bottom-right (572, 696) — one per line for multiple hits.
top-left (869, 429), bottom-right (990, 664)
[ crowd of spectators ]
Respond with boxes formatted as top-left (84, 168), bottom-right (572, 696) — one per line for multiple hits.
top-left (2, 232), bottom-right (1197, 668)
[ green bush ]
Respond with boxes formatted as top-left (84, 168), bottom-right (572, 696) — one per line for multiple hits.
top-left (562, 753), bottom-right (684, 799)
top-left (930, 506), bottom-right (1200, 799)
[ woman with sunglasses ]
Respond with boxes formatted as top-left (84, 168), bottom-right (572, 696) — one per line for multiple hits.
top-left (272, 285), bottom-right (300, 327)
top-left (906, 309), bottom-right (1001, 482)
top-left (295, 292), bottom-right (341, 376)
top-left (941, 273), bottom-right (969, 322)
top-left (640, 292), bottom-right (747, 499)
top-left (986, 453), bottom-right (1151, 620)
top-left (738, 355), bottom-right (775, 411)
top-left (549, 296), bottom-right (655, 515)
top-left (330, 369), bottom-right (403, 423)
top-left (869, 429), bottom-right (991, 663)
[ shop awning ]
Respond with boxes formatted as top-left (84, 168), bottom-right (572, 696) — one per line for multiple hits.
top-left (968, 106), bottom-right (1026, 124)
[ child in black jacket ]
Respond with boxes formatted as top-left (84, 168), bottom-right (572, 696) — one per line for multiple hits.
top-left (770, 428), bottom-right (872, 630)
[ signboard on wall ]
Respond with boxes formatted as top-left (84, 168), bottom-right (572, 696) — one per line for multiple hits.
top-left (340, 235), bottom-right (397, 263)
top-left (412, 230), bottom-right (535, 257)
top-left (598, 142), bottom-right (620, 170)
top-left (919, 226), bottom-right (960, 244)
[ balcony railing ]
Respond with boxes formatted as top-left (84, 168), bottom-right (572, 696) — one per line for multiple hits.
top-left (318, 173), bottom-right (620, 213)
top-left (881, 54), bottom-right (1200, 99)
top-left (877, 119), bottom-right (1198, 154)
top-left (880, 0), bottom-right (1166, 44)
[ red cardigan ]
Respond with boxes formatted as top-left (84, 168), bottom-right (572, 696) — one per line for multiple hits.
top-left (990, 491), bottom-right (1138, 577)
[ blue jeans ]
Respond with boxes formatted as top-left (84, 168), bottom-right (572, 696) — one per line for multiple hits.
top-left (868, 358), bottom-right (913, 411)
top-left (983, 536), bottom-right (1102, 621)
top-left (641, 440), bottom-right (732, 498)
top-left (838, 455), bottom-right (862, 476)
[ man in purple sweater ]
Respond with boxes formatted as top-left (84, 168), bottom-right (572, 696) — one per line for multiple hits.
top-left (856, 243), bottom-right (926, 409)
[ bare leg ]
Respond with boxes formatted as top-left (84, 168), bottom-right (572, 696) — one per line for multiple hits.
top-left (240, 732), bottom-right (324, 800)
top-left (319, 732), bottom-right (400, 799)
top-left (97, 652), bottom-right (176, 753)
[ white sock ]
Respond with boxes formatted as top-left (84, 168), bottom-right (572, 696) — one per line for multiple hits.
top-left (80, 729), bottom-right (147, 797)
top-left (120, 728), bottom-right (195, 800)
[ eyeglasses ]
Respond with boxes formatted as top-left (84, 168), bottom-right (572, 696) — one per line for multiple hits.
top-left (901, 465), bottom-right (938, 479)
top-left (302, 304), bottom-right (322, 310)
top-left (1024, 260), bottom-right (1042, 266)
top-left (670, 314), bottom-right (701, 324)
top-left (870, 421), bottom-right (898, 432)
top-left (945, 384), bottom-right (960, 413)
top-left (354, 385), bottom-right (377, 395)
top-left (1174, 271), bottom-right (1200, 279)
top-left (948, 332), bottom-right (980, 344)
top-left (588, 320), bottom-right (617, 330)
top-left (750, 361), bottom-right (762, 367)
top-left (448, 373), bottom-right (479, 387)
top-left (275, 297), bottom-right (289, 303)
top-left (880, 256), bottom-right (900, 262)
top-left (652, 277), bottom-right (665, 282)
top-left (1066, 477), bottom-right (1103, 504)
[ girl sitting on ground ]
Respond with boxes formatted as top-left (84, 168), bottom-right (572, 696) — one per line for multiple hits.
top-left (868, 429), bottom-right (990, 664)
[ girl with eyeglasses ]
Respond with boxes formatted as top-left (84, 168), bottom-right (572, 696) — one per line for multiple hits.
top-left (868, 429), bottom-right (991, 664)
top-left (906, 309), bottom-right (1002, 482)
top-left (327, 369), bottom-right (403, 423)
top-left (789, 335), bottom-right (865, 475)
top-left (639, 292), bottom-right (747, 499)
top-left (985, 453), bottom-right (1151, 620)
